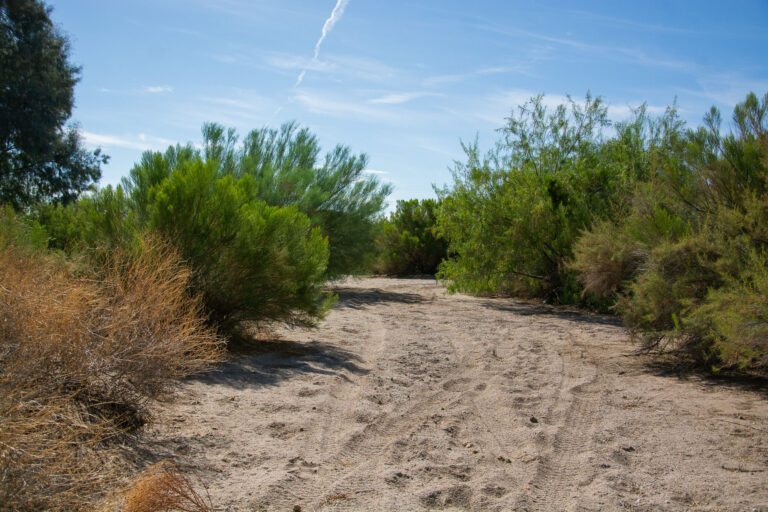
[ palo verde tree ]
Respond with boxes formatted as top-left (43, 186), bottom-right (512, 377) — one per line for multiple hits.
top-left (0, 0), bottom-right (106, 209)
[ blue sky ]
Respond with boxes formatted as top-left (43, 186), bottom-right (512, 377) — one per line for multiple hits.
top-left (49, 0), bottom-right (768, 208)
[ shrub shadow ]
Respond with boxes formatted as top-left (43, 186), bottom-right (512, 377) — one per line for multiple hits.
top-left (332, 286), bottom-right (424, 310)
top-left (188, 338), bottom-right (368, 390)
top-left (480, 300), bottom-right (623, 327)
top-left (642, 359), bottom-right (768, 397)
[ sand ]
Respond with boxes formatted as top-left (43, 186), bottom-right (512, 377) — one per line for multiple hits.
top-left (143, 277), bottom-right (768, 511)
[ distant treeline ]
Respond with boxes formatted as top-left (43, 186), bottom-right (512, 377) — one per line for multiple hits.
top-left (378, 92), bottom-right (767, 374)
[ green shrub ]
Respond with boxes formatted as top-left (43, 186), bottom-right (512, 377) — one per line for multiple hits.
top-left (126, 122), bottom-right (391, 277)
top-left (0, 204), bottom-right (48, 250)
top-left (435, 94), bottom-right (625, 302)
top-left (689, 249), bottom-right (768, 370)
top-left (35, 143), bottom-right (337, 336)
top-left (143, 159), bottom-right (332, 332)
top-left (34, 184), bottom-right (134, 251)
top-left (573, 92), bottom-right (768, 372)
top-left (572, 181), bottom-right (691, 298)
top-left (372, 198), bottom-right (447, 275)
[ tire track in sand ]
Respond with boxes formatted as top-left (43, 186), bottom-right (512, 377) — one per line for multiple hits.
top-left (514, 335), bottom-right (604, 511)
top-left (252, 298), bottom-right (391, 509)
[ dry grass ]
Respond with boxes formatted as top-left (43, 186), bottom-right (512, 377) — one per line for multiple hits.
top-left (121, 462), bottom-right (213, 512)
top-left (0, 235), bottom-right (225, 510)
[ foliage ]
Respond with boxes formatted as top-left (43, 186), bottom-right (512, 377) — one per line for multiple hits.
top-left (0, 208), bottom-right (223, 510)
top-left (437, 89), bottom-right (767, 372)
top-left (436, 94), bottom-right (622, 302)
top-left (141, 159), bottom-right (333, 332)
top-left (573, 92), bottom-right (768, 371)
top-left (371, 198), bottom-right (447, 275)
top-left (38, 157), bottom-right (334, 335)
top-left (0, 0), bottom-right (106, 209)
top-left (125, 122), bottom-right (391, 276)
top-left (35, 183), bottom-right (135, 251)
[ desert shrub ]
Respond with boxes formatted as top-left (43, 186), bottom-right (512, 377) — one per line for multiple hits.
top-left (0, 203), bottom-right (49, 249)
top-left (0, 234), bottom-right (224, 411)
top-left (687, 249), bottom-right (768, 370)
top-left (371, 198), bottom-right (447, 275)
top-left (138, 158), bottom-right (333, 334)
top-left (573, 92), bottom-right (768, 372)
top-left (35, 157), bottom-right (334, 335)
top-left (121, 462), bottom-right (213, 512)
top-left (0, 388), bottom-right (118, 511)
top-left (620, 235), bottom-right (723, 338)
top-left (0, 209), bottom-right (224, 509)
top-left (125, 122), bottom-right (391, 277)
top-left (35, 184), bottom-right (134, 251)
top-left (572, 182), bottom-right (691, 298)
top-left (436, 94), bottom-right (626, 302)
top-left (34, 122), bottom-right (385, 335)
top-left (621, 193), bottom-right (768, 370)
top-left (436, 95), bottom-right (686, 304)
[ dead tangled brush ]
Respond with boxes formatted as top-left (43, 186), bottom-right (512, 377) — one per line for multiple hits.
top-left (121, 462), bottom-right (213, 512)
top-left (0, 234), bottom-right (224, 510)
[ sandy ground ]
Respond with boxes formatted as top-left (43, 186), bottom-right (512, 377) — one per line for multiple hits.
top-left (143, 277), bottom-right (768, 511)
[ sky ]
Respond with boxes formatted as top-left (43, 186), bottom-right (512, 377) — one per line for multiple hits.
top-left (48, 0), bottom-right (768, 208)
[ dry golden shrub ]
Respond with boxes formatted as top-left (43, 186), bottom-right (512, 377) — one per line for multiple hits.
top-left (0, 388), bottom-right (121, 511)
top-left (121, 462), bottom-right (213, 512)
top-left (0, 235), bottom-right (224, 510)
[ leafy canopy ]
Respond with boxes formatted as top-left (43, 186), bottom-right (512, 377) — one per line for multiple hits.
top-left (0, 0), bottom-right (106, 209)
top-left (572, 92), bottom-right (768, 371)
top-left (372, 198), bottom-right (447, 276)
top-left (125, 122), bottom-right (391, 276)
top-left (436, 93), bottom-right (619, 301)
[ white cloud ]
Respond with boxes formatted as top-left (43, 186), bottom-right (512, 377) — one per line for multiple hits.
top-left (82, 131), bottom-right (175, 151)
top-left (143, 86), bottom-right (173, 94)
top-left (267, 54), bottom-right (334, 72)
top-left (439, 89), bottom-right (671, 129)
top-left (361, 169), bottom-right (392, 183)
top-left (294, 90), bottom-right (397, 121)
top-left (266, 52), bottom-right (399, 84)
top-left (607, 103), bottom-right (668, 120)
top-left (191, 89), bottom-right (280, 126)
top-left (684, 75), bottom-right (768, 108)
top-left (422, 65), bottom-right (530, 88)
top-left (370, 92), bottom-right (438, 105)
top-left (477, 23), bottom-right (696, 73)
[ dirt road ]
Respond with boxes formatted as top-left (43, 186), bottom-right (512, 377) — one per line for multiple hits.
top-left (145, 278), bottom-right (768, 511)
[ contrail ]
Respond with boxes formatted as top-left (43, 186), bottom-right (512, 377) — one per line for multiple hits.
top-left (295, 0), bottom-right (350, 87)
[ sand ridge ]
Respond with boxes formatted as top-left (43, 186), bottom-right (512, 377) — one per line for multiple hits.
top-left (144, 277), bottom-right (768, 511)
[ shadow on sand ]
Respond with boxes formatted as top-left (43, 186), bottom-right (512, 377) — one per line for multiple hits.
top-left (642, 358), bottom-right (768, 397)
top-left (483, 299), bottom-right (767, 395)
top-left (332, 286), bottom-right (424, 310)
top-left (190, 338), bottom-right (369, 390)
top-left (480, 299), bottom-right (623, 327)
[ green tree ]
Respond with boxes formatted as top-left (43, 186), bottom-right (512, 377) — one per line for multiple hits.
top-left (37, 163), bottom-right (333, 336)
top-left (373, 198), bottom-right (447, 275)
top-left (573, 92), bottom-right (768, 372)
top-left (0, 0), bottom-right (106, 209)
top-left (436, 94), bottom-right (617, 302)
top-left (125, 122), bottom-right (391, 276)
